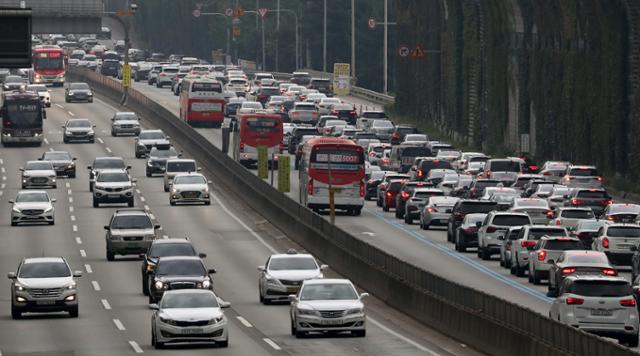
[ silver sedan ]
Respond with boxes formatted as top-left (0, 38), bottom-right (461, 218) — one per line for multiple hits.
top-left (10, 190), bottom-right (55, 226)
top-left (169, 173), bottom-right (211, 205)
top-left (20, 161), bottom-right (57, 189)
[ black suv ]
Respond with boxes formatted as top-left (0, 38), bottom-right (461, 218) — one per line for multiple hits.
top-left (140, 238), bottom-right (206, 295)
top-left (148, 256), bottom-right (216, 303)
top-left (145, 144), bottom-right (181, 177)
top-left (308, 78), bottom-right (332, 96)
top-left (447, 200), bottom-right (499, 242)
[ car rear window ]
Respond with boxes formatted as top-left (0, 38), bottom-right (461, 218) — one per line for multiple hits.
top-left (397, 127), bottom-right (417, 134)
top-left (492, 215), bottom-right (531, 226)
top-left (529, 228), bottom-right (566, 238)
top-left (576, 191), bottom-right (609, 199)
top-left (362, 112), bottom-right (387, 119)
top-left (457, 202), bottom-right (498, 214)
top-left (167, 162), bottom-right (196, 172)
top-left (415, 191), bottom-right (445, 199)
top-left (544, 240), bottom-right (583, 250)
top-left (561, 210), bottom-right (594, 219)
top-left (607, 227), bottom-right (640, 237)
top-left (420, 160), bottom-right (453, 171)
top-left (489, 160), bottom-right (521, 172)
top-left (400, 147), bottom-right (430, 157)
top-left (570, 168), bottom-right (599, 176)
top-left (569, 280), bottom-right (632, 297)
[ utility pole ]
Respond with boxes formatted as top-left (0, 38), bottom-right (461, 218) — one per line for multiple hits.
top-left (351, 0), bottom-right (355, 79)
top-left (275, 0), bottom-right (280, 72)
top-left (323, 0), bottom-right (327, 73)
top-left (261, 14), bottom-right (265, 70)
top-left (383, 0), bottom-right (388, 94)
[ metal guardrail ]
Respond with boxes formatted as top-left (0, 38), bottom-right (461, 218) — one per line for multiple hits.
top-left (0, 0), bottom-right (104, 16)
top-left (69, 66), bottom-right (637, 356)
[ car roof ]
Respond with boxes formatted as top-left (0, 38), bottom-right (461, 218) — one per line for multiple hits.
top-left (166, 158), bottom-right (195, 163)
top-left (162, 289), bottom-right (216, 297)
top-left (303, 278), bottom-right (351, 285)
top-left (113, 209), bottom-right (148, 216)
top-left (96, 168), bottom-right (128, 174)
top-left (491, 211), bottom-right (530, 216)
top-left (604, 223), bottom-right (640, 228)
top-left (23, 257), bottom-right (65, 264)
top-left (18, 190), bottom-right (48, 195)
top-left (270, 253), bottom-right (315, 260)
top-left (151, 238), bottom-right (193, 245)
top-left (157, 256), bottom-right (203, 263)
top-left (94, 156), bottom-right (124, 161)
top-left (564, 274), bottom-right (628, 283)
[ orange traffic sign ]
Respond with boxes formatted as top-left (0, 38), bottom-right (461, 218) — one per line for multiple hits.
top-left (410, 45), bottom-right (425, 59)
top-left (115, 10), bottom-right (134, 17)
top-left (233, 25), bottom-right (241, 37)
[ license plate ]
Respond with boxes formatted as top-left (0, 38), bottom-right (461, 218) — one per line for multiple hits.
top-left (36, 300), bottom-right (55, 305)
top-left (591, 309), bottom-right (612, 316)
top-left (179, 328), bottom-right (204, 334)
top-left (125, 243), bottom-right (142, 249)
top-left (108, 194), bottom-right (122, 198)
top-left (287, 287), bottom-right (298, 293)
top-left (321, 319), bottom-right (344, 325)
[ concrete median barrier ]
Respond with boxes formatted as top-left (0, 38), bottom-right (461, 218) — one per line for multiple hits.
top-left (68, 67), bottom-right (636, 356)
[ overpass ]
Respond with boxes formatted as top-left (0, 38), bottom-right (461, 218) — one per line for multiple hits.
top-left (0, 0), bottom-right (103, 33)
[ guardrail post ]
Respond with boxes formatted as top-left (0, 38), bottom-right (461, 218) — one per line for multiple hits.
top-left (221, 126), bottom-right (230, 154)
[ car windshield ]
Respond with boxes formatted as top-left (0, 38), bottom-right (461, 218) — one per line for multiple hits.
top-left (566, 253), bottom-right (609, 264)
top-left (576, 191), bottom-right (608, 199)
top-left (243, 102), bottom-right (262, 109)
top-left (174, 176), bottom-right (207, 185)
top-left (458, 202), bottom-right (497, 214)
top-left (269, 257), bottom-right (317, 271)
top-left (610, 205), bottom-right (640, 214)
top-left (570, 168), bottom-right (599, 176)
top-left (97, 172), bottom-right (129, 182)
top-left (161, 292), bottom-right (218, 308)
top-left (94, 159), bottom-right (125, 169)
top-left (20, 262), bottom-right (70, 278)
top-left (5, 76), bottom-right (22, 83)
top-left (16, 192), bottom-right (48, 203)
top-left (300, 283), bottom-right (358, 301)
top-left (167, 162), bottom-right (196, 172)
top-left (115, 113), bottom-right (137, 121)
top-left (490, 161), bottom-right (521, 172)
top-left (139, 132), bottom-right (165, 140)
top-left (66, 120), bottom-right (91, 128)
top-left (148, 243), bottom-right (195, 258)
top-left (70, 83), bottom-right (90, 90)
top-left (607, 227), bottom-right (640, 237)
top-left (561, 210), bottom-right (594, 219)
top-left (111, 215), bottom-right (152, 229)
top-left (43, 152), bottom-right (71, 161)
top-left (151, 148), bottom-right (178, 158)
top-left (25, 162), bottom-right (52, 170)
top-left (362, 112), bottom-right (386, 119)
top-left (372, 120), bottom-right (394, 128)
top-left (569, 280), bottom-right (632, 297)
top-left (156, 260), bottom-right (205, 276)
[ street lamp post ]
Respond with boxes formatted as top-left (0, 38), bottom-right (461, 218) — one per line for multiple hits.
top-left (323, 0), bottom-right (327, 73)
top-left (200, 12), bottom-right (230, 62)
top-left (351, 0), bottom-right (355, 78)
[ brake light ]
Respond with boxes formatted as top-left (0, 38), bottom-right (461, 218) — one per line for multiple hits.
top-left (602, 268), bottom-right (617, 276)
top-left (382, 158), bottom-right (389, 164)
top-left (561, 267), bottom-right (576, 275)
top-left (528, 165), bottom-right (538, 171)
top-left (546, 210), bottom-right (555, 218)
top-left (307, 179), bottom-right (313, 195)
top-left (486, 226), bottom-right (497, 233)
top-left (602, 237), bottom-right (609, 249)
top-left (542, 171), bottom-right (552, 176)
top-left (537, 250), bottom-right (547, 261)
top-left (521, 240), bottom-right (536, 247)
top-left (400, 191), bottom-right (410, 200)
top-left (369, 152), bottom-right (377, 157)
top-left (331, 111), bottom-right (338, 116)
top-left (566, 297), bottom-right (584, 305)
top-left (293, 112), bottom-right (300, 116)
top-left (602, 198), bottom-right (613, 206)
top-left (571, 198), bottom-right (586, 206)
top-left (463, 227), bottom-right (478, 233)
top-left (386, 192), bottom-right (393, 197)
top-left (427, 207), bottom-right (438, 213)
top-left (239, 141), bottom-right (245, 152)
top-left (417, 170), bottom-right (424, 178)
top-left (607, 215), bottom-right (616, 221)
top-left (555, 219), bottom-right (562, 226)
top-left (279, 143), bottom-right (283, 153)
top-left (597, 176), bottom-right (603, 182)
top-left (349, 110), bottom-right (357, 116)
top-left (620, 299), bottom-right (636, 307)
top-left (359, 181), bottom-right (365, 197)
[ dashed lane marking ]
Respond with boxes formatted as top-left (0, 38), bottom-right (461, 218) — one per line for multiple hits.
top-left (1, 167), bottom-right (5, 173)
top-left (69, 197), bottom-right (73, 203)
top-left (113, 319), bottom-right (126, 331)
top-left (162, 234), bottom-right (168, 239)
top-left (1, 183), bottom-right (5, 189)
top-left (97, 138), bottom-right (104, 144)
top-left (72, 224), bottom-right (78, 232)
top-left (75, 237), bottom-right (82, 244)
top-left (67, 111), bottom-right (75, 117)
top-left (101, 299), bottom-right (112, 310)
top-left (263, 338), bottom-right (282, 351)
top-left (135, 189), bottom-right (141, 194)
top-left (91, 281), bottom-right (101, 291)
top-left (84, 264), bottom-right (92, 274)
top-left (66, 182), bottom-right (71, 188)
top-left (143, 204), bottom-right (150, 211)
top-left (105, 147), bottom-right (112, 153)
top-left (79, 249), bottom-right (86, 258)
top-left (55, 104), bottom-right (64, 109)
top-left (70, 215), bottom-right (76, 221)
top-left (69, 206), bottom-right (74, 212)
top-left (140, 196), bottom-right (146, 202)
top-left (67, 189), bottom-right (72, 195)
top-left (236, 316), bottom-right (253, 328)
top-left (149, 214), bottom-right (156, 220)
top-left (43, 138), bottom-right (49, 145)
top-left (1, 176), bottom-right (5, 181)
top-left (128, 341), bottom-right (143, 354)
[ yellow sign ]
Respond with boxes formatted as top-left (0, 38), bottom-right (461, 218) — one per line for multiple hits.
top-left (115, 10), bottom-right (134, 17)
top-left (332, 63), bottom-right (351, 96)
top-left (278, 155), bottom-right (290, 192)
top-left (257, 145), bottom-right (268, 179)
top-left (233, 25), bottom-right (241, 37)
top-left (122, 63), bottom-right (131, 87)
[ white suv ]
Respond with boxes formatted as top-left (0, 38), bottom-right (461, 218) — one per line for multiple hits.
top-left (592, 223), bottom-right (640, 266)
top-left (477, 211), bottom-right (531, 260)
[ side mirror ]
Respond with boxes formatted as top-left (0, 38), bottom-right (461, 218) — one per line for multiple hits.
top-left (73, 271), bottom-right (83, 278)
top-left (197, 167), bottom-right (202, 171)
top-left (72, 157), bottom-right (77, 161)
top-left (207, 180), bottom-right (213, 185)
top-left (19, 168), bottom-right (24, 171)
top-left (288, 294), bottom-right (298, 302)
top-left (198, 253), bottom-right (207, 259)
top-left (131, 178), bottom-right (138, 183)
top-left (93, 124), bottom-right (97, 128)
top-left (360, 292), bottom-right (370, 299)
top-left (51, 199), bottom-right (56, 203)
top-left (154, 224), bottom-right (161, 230)
top-left (37, 157), bottom-right (42, 160)
top-left (104, 225), bottom-right (109, 230)
top-left (219, 300), bottom-right (231, 308)
top-left (257, 266), bottom-right (265, 272)
top-left (61, 125), bottom-right (65, 128)
top-left (139, 253), bottom-right (146, 259)
top-left (7, 272), bottom-right (16, 279)
top-left (497, 235), bottom-right (505, 241)
top-left (320, 264), bottom-right (329, 270)
top-left (126, 165), bottom-right (132, 170)
top-left (547, 259), bottom-right (555, 265)
top-left (149, 303), bottom-right (159, 310)
top-left (8, 200), bottom-right (14, 204)
top-left (87, 166), bottom-right (92, 170)
top-left (208, 268), bottom-right (217, 274)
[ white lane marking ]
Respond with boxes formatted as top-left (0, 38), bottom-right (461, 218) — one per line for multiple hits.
top-left (0, 191), bottom-right (3, 196)
top-left (105, 147), bottom-right (112, 153)
top-left (140, 196), bottom-right (146, 202)
top-left (162, 234), bottom-right (168, 239)
top-left (97, 138), bottom-right (104, 144)
top-left (263, 338), bottom-right (282, 351)
top-left (68, 197), bottom-right (73, 203)
top-left (75, 237), bottom-right (82, 244)
top-left (67, 189), bottom-right (72, 195)
top-left (101, 299), bottom-right (112, 310)
top-left (49, 147), bottom-right (54, 152)
top-left (128, 341), bottom-right (143, 354)
top-left (72, 224), bottom-right (78, 232)
top-left (1, 167), bottom-right (5, 173)
top-left (67, 111), bottom-right (75, 117)
top-left (1, 176), bottom-right (5, 181)
top-left (69, 206), bottom-right (74, 212)
top-left (236, 316), bottom-right (253, 328)
top-left (211, 193), bottom-right (277, 254)
top-left (43, 138), bottom-right (49, 145)
top-left (66, 182), bottom-right (70, 188)
top-left (1, 183), bottom-right (5, 189)
top-left (79, 249), bottom-right (86, 258)
top-left (91, 281), bottom-right (101, 291)
top-left (149, 214), bottom-right (156, 220)
top-left (84, 264), bottom-right (93, 274)
top-left (367, 317), bottom-right (441, 355)
top-left (55, 103), bottom-right (64, 109)
top-left (0, 158), bottom-right (2, 164)
top-left (135, 189), bottom-right (141, 194)
top-left (362, 232), bottom-right (376, 237)
top-left (113, 319), bottom-right (126, 331)
top-left (143, 204), bottom-right (150, 211)
top-left (70, 215), bottom-right (76, 221)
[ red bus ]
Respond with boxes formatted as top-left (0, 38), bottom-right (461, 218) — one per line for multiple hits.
top-left (298, 137), bottom-right (365, 215)
top-left (31, 45), bottom-right (66, 86)
top-left (233, 113), bottom-right (283, 167)
top-left (179, 78), bottom-right (225, 127)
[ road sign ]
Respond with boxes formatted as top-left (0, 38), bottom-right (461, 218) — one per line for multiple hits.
top-left (122, 63), bottom-right (131, 87)
top-left (278, 155), bottom-right (290, 192)
top-left (398, 45), bottom-right (409, 57)
top-left (257, 8), bottom-right (268, 18)
top-left (410, 45), bottom-right (425, 59)
top-left (368, 17), bottom-right (376, 29)
top-left (333, 63), bottom-right (351, 96)
top-left (115, 10), bottom-right (133, 17)
top-left (233, 25), bottom-right (240, 37)
top-left (236, 7), bottom-right (245, 17)
top-left (192, 9), bottom-right (201, 18)
top-left (257, 145), bottom-right (268, 179)
top-left (225, 7), bottom-right (233, 17)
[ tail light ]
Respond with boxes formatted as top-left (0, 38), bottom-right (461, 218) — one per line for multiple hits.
top-left (561, 267), bottom-right (576, 275)
top-left (369, 152), bottom-right (377, 157)
top-left (602, 268), bottom-right (617, 276)
top-left (427, 207), bottom-right (438, 213)
top-left (382, 158), bottom-right (389, 164)
top-left (565, 297), bottom-right (584, 305)
top-left (602, 199), bottom-right (613, 206)
top-left (537, 250), bottom-right (547, 261)
top-left (607, 215), bottom-right (616, 221)
top-left (602, 237), bottom-right (609, 249)
top-left (386, 192), bottom-right (393, 197)
top-left (239, 141), bottom-right (245, 152)
top-left (620, 299), bottom-right (636, 307)
top-left (400, 191), bottom-right (410, 200)
top-left (392, 133), bottom-right (401, 139)
top-left (571, 198), bottom-right (586, 206)
top-left (331, 111), bottom-right (338, 116)
top-left (546, 210), bottom-right (555, 218)
top-left (555, 219), bottom-right (561, 226)
top-left (307, 179), bottom-right (313, 195)
top-left (521, 240), bottom-right (536, 247)
top-left (417, 170), bottom-right (424, 178)
top-left (279, 143), bottom-right (283, 153)
top-left (486, 226), bottom-right (497, 233)
top-left (359, 181), bottom-right (365, 197)
top-left (528, 165), bottom-right (538, 171)
top-left (597, 176), bottom-right (603, 182)
top-left (463, 227), bottom-right (478, 233)
top-left (542, 171), bottom-right (552, 176)
top-left (349, 110), bottom-right (357, 116)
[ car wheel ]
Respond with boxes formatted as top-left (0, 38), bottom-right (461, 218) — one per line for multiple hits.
top-left (353, 207), bottom-right (361, 216)
top-left (93, 198), bottom-right (99, 208)
top-left (290, 319), bottom-right (296, 336)
top-left (69, 305), bottom-right (79, 318)
top-left (146, 170), bottom-right (152, 177)
top-left (111, 131), bottom-right (116, 137)
top-left (69, 171), bottom-right (76, 178)
top-left (626, 334), bottom-right (639, 348)
top-left (142, 275), bottom-right (149, 296)
top-left (382, 204), bottom-right (389, 212)
top-left (499, 255), bottom-right (505, 267)
top-left (163, 185), bottom-right (169, 192)
top-left (11, 305), bottom-right (21, 319)
top-left (404, 215), bottom-right (412, 224)
top-left (353, 330), bottom-right (366, 337)
top-left (128, 198), bottom-right (134, 207)
top-left (532, 270), bottom-right (542, 285)
top-left (11, 221), bottom-right (17, 227)
top-left (49, 220), bottom-right (55, 226)
top-left (515, 258), bottom-right (525, 277)
top-left (154, 336), bottom-right (164, 349)
top-left (510, 261), bottom-right (517, 275)
top-left (481, 247), bottom-right (490, 261)
top-left (170, 200), bottom-right (176, 206)
top-left (295, 329), bottom-right (306, 338)
top-left (376, 197), bottom-right (382, 207)
top-left (52, 183), bottom-right (57, 189)
top-left (149, 294), bottom-right (155, 304)
top-left (106, 251), bottom-right (115, 261)
top-left (63, 137), bottom-right (69, 143)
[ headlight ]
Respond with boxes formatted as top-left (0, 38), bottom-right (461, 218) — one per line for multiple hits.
top-left (146, 264), bottom-right (155, 272)
top-left (154, 281), bottom-right (164, 290)
top-left (88, 92), bottom-right (93, 96)
top-left (213, 315), bottom-right (224, 324)
top-left (14, 284), bottom-right (24, 291)
top-left (204, 186), bottom-right (209, 193)
top-left (147, 161), bottom-right (153, 167)
top-left (68, 92), bottom-right (75, 96)
top-left (66, 282), bottom-right (76, 290)
top-left (67, 164), bottom-right (74, 168)
top-left (44, 206), bottom-right (53, 213)
top-left (171, 187), bottom-right (178, 194)
top-left (87, 130), bottom-right (95, 135)
top-left (345, 307), bottom-right (363, 315)
top-left (202, 280), bottom-right (211, 289)
top-left (12, 206), bottom-right (21, 213)
top-left (265, 275), bottom-right (278, 284)
top-left (298, 308), bottom-right (317, 316)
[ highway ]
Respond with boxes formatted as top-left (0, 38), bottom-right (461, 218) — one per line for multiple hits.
top-left (121, 76), bottom-right (637, 319)
top-left (0, 87), bottom-right (477, 355)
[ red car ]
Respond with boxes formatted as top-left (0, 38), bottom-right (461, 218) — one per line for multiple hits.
top-left (382, 179), bottom-right (407, 212)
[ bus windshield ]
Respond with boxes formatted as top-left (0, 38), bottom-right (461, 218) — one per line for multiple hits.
top-left (33, 52), bottom-right (64, 70)
top-left (310, 148), bottom-right (364, 171)
top-left (4, 102), bottom-right (42, 128)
